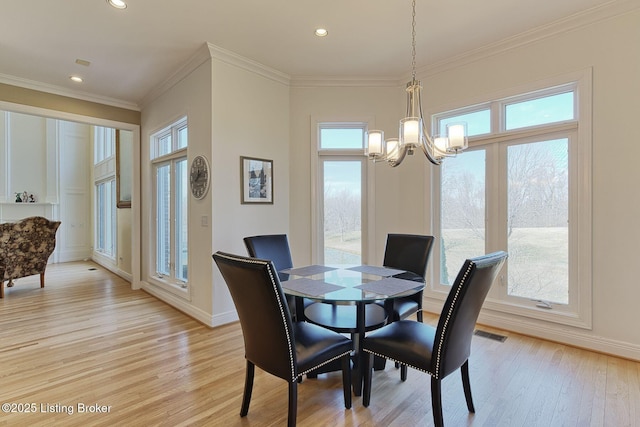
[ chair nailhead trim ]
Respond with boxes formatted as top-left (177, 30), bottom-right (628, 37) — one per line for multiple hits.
top-left (362, 349), bottom-right (435, 377)
top-left (216, 252), bottom-right (297, 381)
top-left (295, 351), bottom-right (352, 382)
top-left (433, 261), bottom-right (474, 379)
top-left (362, 261), bottom-right (475, 381)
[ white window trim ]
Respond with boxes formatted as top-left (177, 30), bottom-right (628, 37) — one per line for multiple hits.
top-left (428, 68), bottom-right (592, 329)
top-left (149, 116), bottom-right (190, 299)
top-left (94, 178), bottom-right (117, 260)
top-left (311, 117), bottom-right (376, 265)
top-left (93, 127), bottom-right (117, 265)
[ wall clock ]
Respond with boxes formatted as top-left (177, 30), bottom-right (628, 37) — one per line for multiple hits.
top-left (190, 155), bottom-right (210, 199)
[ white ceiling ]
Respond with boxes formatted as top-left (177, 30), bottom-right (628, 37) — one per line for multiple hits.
top-left (0, 0), bottom-right (624, 109)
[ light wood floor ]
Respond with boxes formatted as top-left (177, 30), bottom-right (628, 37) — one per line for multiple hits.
top-left (1, 262), bottom-right (639, 427)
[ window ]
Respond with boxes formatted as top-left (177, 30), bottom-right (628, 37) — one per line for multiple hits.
top-left (433, 76), bottom-right (592, 328)
top-left (94, 127), bottom-right (115, 164)
top-left (316, 123), bottom-right (368, 264)
top-left (93, 126), bottom-right (117, 260)
top-left (440, 149), bottom-right (486, 285)
top-left (95, 179), bottom-right (116, 257)
top-left (151, 118), bottom-right (188, 287)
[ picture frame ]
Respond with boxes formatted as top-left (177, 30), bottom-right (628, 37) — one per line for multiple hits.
top-left (241, 156), bottom-right (273, 204)
top-left (116, 129), bottom-right (133, 208)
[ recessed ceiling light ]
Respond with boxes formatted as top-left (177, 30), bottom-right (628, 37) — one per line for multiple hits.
top-left (315, 28), bottom-right (328, 37)
top-left (107, 0), bottom-right (127, 9)
top-left (70, 76), bottom-right (83, 83)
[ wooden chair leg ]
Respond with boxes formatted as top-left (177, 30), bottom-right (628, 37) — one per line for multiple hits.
top-left (40, 272), bottom-right (45, 288)
top-left (0, 281), bottom-right (3, 298)
top-left (240, 361), bottom-right (254, 417)
top-left (461, 360), bottom-right (475, 413)
top-left (287, 380), bottom-right (297, 427)
top-left (362, 353), bottom-right (374, 407)
top-left (431, 377), bottom-right (444, 427)
top-left (341, 353), bottom-right (352, 409)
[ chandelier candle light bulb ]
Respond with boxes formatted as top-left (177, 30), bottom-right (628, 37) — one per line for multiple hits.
top-left (400, 117), bottom-right (422, 148)
top-left (446, 123), bottom-right (468, 151)
top-left (366, 130), bottom-right (385, 158)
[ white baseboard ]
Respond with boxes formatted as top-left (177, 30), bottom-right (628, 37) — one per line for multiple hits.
top-left (139, 281), bottom-right (229, 327)
top-left (90, 255), bottom-right (132, 283)
top-left (423, 300), bottom-right (640, 361)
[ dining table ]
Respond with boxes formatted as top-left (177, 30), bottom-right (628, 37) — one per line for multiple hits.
top-left (279, 264), bottom-right (425, 396)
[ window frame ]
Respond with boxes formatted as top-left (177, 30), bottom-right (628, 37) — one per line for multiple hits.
top-left (94, 178), bottom-right (116, 258)
top-left (430, 70), bottom-right (592, 329)
top-left (311, 119), bottom-right (375, 265)
top-left (93, 126), bottom-right (117, 264)
top-left (149, 117), bottom-right (189, 296)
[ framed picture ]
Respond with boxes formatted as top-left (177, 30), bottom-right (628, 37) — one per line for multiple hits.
top-left (241, 156), bottom-right (273, 204)
top-left (116, 129), bottom-right (133, 208)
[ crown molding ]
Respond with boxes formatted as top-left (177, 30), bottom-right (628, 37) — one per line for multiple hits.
top-left (291, 0), bottom-right (640, 87)
top-left (420, 0), bottom-right (640, 77)
top-left (140, 42), bottom-right (292, 108)
top-left (206, 43), bottom-right (291, 86)
top-left (289, 76), bottom-right (402, 89)
top-left (139, 43), bottom-right (214, 109)
top-left (0, 73), bottom-right (140, 111)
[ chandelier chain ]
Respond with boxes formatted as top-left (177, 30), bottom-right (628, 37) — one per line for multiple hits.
top-left (411, 0), bottom-right (417, 80)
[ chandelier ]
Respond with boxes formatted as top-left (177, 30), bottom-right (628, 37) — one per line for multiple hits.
top-left (366, 0), bottom-right (467, 166)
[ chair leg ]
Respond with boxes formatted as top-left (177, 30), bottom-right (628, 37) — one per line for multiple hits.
top-left (341, 354), bottom-right (352, 409)
top-left (373, 355), bottom-right (386, 371)
top-left (397, 310), bottom-right (421, 381)
top-left (0, 281), bottom-right (3, 299)
top-left (287, 380), bottom-right (297, 427)
top-left (362, 353), bottom-right (374, 407)
top-left (40, 272), bottom-right (45, 288)
top-left (461, 360), bottom-right (475, 413)
top-left (240, 361), bottom-right (255, 417)
top-left (431, 377), bottom-right (444, 427)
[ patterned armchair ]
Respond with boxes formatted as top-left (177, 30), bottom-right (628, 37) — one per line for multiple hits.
top-left (0, 216), bottom-right (61, 298)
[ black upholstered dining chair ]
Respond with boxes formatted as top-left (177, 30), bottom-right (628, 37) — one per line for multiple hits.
top-left (243, 234), bottom-right (294, 277)
top-left (381, 233), bottom-right (435, 380)
top-left (362, 251), bottom-right (508, 427)
top-left (213, 251), bottom-right (353, 427)
top-left (243, 234), bottom-right (302, 320)
top-left (383, 233), bottom-right (435, 322)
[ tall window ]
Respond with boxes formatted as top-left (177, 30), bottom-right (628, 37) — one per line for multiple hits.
top-left (95, 179), bottom-right (116, 257)
top-left (151, 118), bottom-right (188, 286)
top-left (316, 124), bottom-right (368, 264)
top-left (94, 127), bottom-right (115, 163)
top-left (434, 77), bottom-right (592, 328)
top-left (94, 126), bottom-right (117, 259)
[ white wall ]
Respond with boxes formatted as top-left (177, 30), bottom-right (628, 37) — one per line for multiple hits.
top-left (423, 8), bottom-right (640, 356)
top-left (289, 9), bottom-right (640, 358)
top-left (140, 49), bottom-right (214, 323)
top-left (209, 52), bottom-right (290, 323)
top-left (57, 120), bottom-right (92, 262)
top-left (0, 111), bottom-right (92, 263)
top-left (140, 44), bottom-right (290, 326)
top-left (289, 84), bottom-right (432, 265)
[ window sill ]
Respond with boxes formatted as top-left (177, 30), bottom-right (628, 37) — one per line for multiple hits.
top-left (425, 288), bottom-right (591, 330)
top-left (148, 275), bottom-right (190, 300)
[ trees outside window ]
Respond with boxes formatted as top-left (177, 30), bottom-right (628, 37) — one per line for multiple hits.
top-left (434, 77), bottom-right (592, 328)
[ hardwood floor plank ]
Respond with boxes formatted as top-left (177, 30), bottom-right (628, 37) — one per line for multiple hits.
top-left (1, 261), bottom-right (639, 426)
